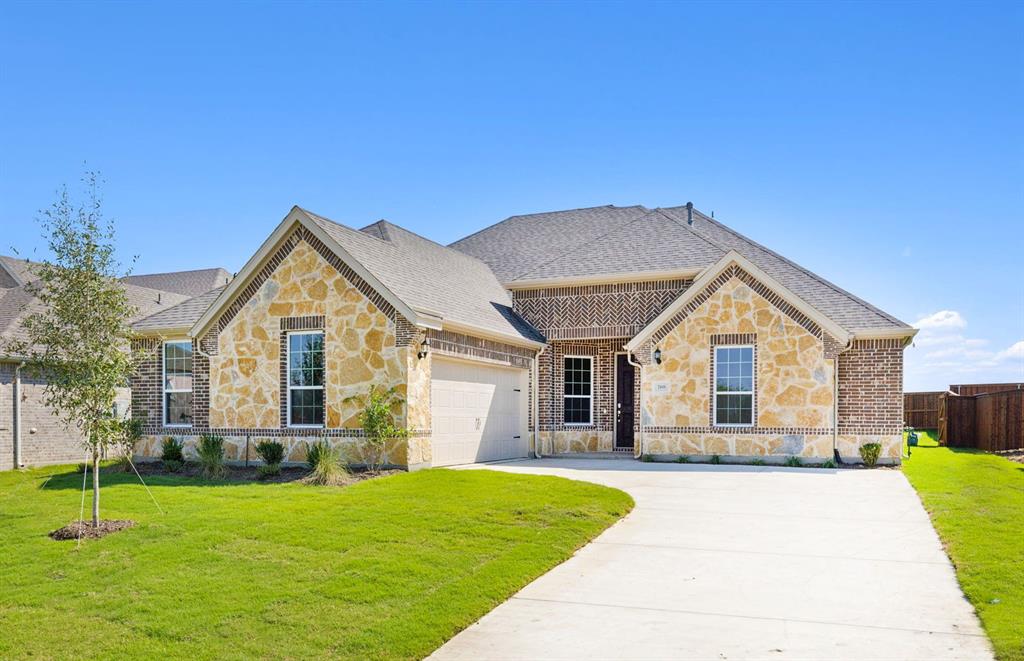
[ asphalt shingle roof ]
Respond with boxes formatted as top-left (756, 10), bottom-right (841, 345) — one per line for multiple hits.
top-left (308, 211), bottom-right (544, 343)
top-left (450, 205), bottom-right (649, 282)
top-left (0, 255), bottom-right (38, 286)
top-left (123, 267), bottom-right (232, 297)
top-left (1, 281), bottom-right (190, 355)
top-left (451, 204), bottom-right (910, 333)
top-left (131, 286), bottom-right (227, 332)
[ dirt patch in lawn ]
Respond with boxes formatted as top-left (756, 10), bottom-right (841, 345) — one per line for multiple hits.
top-left (50, 519), bottom-right (135, 541)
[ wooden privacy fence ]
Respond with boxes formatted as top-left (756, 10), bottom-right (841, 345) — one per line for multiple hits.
top-left (937, 388), bottom-right (1024, 452)
top-left (904, 391), bottom-right (942, 429)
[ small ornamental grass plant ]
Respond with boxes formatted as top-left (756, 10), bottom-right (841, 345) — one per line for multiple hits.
top-left (197, 434), bottom-right (226, 480)
top-left (161, 437), bottom-right (185, 472)
top-left (784, 455), bottom-right (803, 468)
top-left (255, 440), bottom-right (285, 478)
top-left (304, 439), bottom-right (349, 486)
top-left (859, 442), bottom-right (882, 467)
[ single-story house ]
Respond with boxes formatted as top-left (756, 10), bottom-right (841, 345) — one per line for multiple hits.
top-left (128, 204), bottom-right (915, 468)
top-left (0, 256), bottom-right (231, 470)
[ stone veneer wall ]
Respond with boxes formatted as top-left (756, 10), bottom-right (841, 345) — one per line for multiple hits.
top-left (641, 276), bottom-right (838, 459)
top-left (130, 231), bottom-right (541, 469)
top-left (133, 236), bottom-right (416, 466)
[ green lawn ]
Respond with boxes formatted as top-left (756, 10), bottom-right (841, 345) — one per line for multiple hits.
top-left (903, 430), bottom-right (1024, 661)
top-left (0, 466), bottom-right (632, 660)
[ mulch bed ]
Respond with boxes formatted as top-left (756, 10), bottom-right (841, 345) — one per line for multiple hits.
top-left (49, 520), bottom-right (135, 541)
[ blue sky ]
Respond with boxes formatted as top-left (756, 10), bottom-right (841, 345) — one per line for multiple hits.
top-left (1, 1), bottom-right (1021, 391)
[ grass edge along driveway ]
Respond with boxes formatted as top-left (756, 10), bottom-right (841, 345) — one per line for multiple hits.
top-left (0, 466), bottom-right (632, 660)
top-left (904, 431), bottom-right (1024, 661)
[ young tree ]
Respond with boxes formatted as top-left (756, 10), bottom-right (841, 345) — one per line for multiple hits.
top-left (7, 173), bottom-right (137, 526)
top-left (346, 386), bottom-right (408, 472)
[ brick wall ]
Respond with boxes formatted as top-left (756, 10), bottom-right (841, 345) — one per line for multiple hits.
top-left (537, 338), bottom-right (638, 433)
top-left (837, 338), bottom-right (904, 434)
top-left (512, 279), bottom-right (691, 340)
top-left (1, 360), bottom-right (130, 469)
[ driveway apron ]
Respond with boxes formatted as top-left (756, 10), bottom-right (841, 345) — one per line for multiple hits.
top-left (429, 459), bottom-right (992, 661)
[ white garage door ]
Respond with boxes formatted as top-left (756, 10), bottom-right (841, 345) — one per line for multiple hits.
top-left (431, 357), bottom-right (528, 467)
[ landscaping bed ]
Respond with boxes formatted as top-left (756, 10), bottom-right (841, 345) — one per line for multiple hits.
top-left (0, 465), bottom-right (632, 660)
top-left (126, 461), bottom-right (402, 484)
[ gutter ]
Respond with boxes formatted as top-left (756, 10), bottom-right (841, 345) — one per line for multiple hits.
top-left (625, 351), bottom-right (644, 459)
top-left (833, 338), bottom-right (854, 463)
top-left (532, 344), bottom-right (547, 458)
top-left (13, 361), bottom-right (25, 468)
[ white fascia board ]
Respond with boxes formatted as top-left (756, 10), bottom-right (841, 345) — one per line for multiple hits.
top-left (853, 327), bottom-right (919, 345)
top-left (625, 250), bottom-right (852, 352)
top-left (131, 326), bottom-right (191, 339)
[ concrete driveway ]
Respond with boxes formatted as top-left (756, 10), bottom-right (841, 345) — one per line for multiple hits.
top-left (429, 458), bottom-right (991, 661)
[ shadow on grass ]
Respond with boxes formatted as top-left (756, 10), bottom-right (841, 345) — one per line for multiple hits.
top-left (36, 467), bottom-right (314, 491)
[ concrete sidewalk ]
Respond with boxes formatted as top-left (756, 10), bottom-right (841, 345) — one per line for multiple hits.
top-left (429, 459), bottom-right (991, 661)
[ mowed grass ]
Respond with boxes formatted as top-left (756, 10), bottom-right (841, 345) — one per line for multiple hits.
top-left (904, 430), bottom-right (1024, 660)
top-left (0, 466), bottom-right (632, 660)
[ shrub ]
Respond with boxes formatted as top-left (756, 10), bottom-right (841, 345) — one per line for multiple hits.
top-left (161, 436), bottom-right (184, 463)
top-left (197, 434), bottom-right (226, 479)
top-left (113, 418), bottom-right (144, 472)
top-left (345, 386), bottom-right (408, 472)
top-left (821, 458), bottom-right (837, 469)
top-left (751, 458), bottom-right (765, 466)
top-left (163, 459), bottom-right (184, 473)
top-left (256, 440), bottom-right (285, 466)
top-left (709, 454), bottom-right (721, 465)
top-left (640, 453), bottom-right (654, 463)
top-left (675, 455), bottom-right (689, 464)
top-left (305, 439), bottom-right (348, 486)
top-left (859, 443), bottom-right (882, 467)
top-left (257, 463), bottom-right (281, 479)
top-left (784, 455), bottom-right (802, 468)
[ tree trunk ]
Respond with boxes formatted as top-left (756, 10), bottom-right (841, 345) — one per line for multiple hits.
top-left (92, 448), bottom-right (100, 527)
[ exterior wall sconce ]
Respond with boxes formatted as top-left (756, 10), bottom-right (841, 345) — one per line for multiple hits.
top-left (418, 338), bottom-right (431, 360)
top-left (653, 347), bottom-right (662, 364)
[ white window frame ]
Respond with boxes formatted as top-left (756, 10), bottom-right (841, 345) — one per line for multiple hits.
top-left (162, 340), bottom-right (193, 428)
top-left (286, 330), bottom-right (325, 429)
top-left (712, 344), bottom-right (755, 428)
top-left (563, 355), bottom-right (594, 427)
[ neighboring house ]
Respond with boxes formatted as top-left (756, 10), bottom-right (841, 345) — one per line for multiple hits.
top-left (0, 256), bottom-right (231, 470)
top-left (128, 204), bottom-right (915, 469)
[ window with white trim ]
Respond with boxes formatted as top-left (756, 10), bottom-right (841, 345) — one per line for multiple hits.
top-left (713, 345), bottom-right (754, 426)
top-left (563, 356), bottom-right (593, 425)
top-left (288, 331), bottom-right (325, 427)
top-left (163, 340), bottom-right (193, 426)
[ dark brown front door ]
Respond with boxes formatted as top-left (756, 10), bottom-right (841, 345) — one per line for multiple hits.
top-left (615, 354), bottom-right (635, 449)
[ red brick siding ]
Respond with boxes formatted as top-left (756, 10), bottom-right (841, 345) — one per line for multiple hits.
top-left (837, 338), bottom-right (904, 434)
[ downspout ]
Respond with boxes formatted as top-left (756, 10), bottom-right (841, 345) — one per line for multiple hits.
top-left (13, 361), bottom-right (26, 469)
top-left (833, 338), bottom-right (854, 464)
top-left (626, 351), bottom-right (644, 459)
top-left (533, 344), bottom-right (548, 458)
